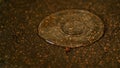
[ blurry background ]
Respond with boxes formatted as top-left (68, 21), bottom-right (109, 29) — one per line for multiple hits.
top-left (0, 0), bottom-right (120, 68)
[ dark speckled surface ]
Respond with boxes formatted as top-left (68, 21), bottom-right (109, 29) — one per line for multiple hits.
top-left (0, 0), bottom-right (120, 68)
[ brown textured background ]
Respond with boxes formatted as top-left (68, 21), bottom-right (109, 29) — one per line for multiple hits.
top-left (0, 0), bottom-right (120, 68)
